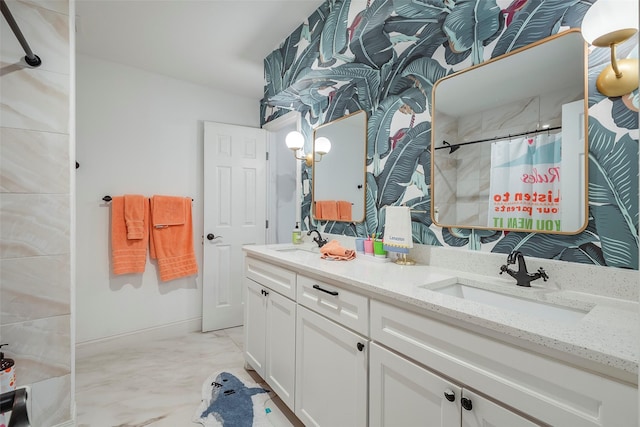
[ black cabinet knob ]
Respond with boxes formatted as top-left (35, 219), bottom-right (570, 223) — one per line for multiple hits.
top-left (444, 389), bottom-right (455, 402)
top-left (356, 342), bottom-right (365, 351)
top-left (461, 397), bottom-right (472, 411)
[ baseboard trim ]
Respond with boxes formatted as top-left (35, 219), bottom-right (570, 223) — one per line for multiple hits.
top-left (76, 318), bottom-right (201, 358)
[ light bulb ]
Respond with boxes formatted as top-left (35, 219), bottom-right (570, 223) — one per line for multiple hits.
top-left (314, 137), bottom-right (331, 155)
top-left (285, 131), bottom-right (304, 150)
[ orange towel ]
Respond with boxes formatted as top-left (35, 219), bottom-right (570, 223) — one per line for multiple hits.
top-left (149, 196), bottom-right (198, 282)
top-left (337, 201), bottom-right (352, 221)
top-left (316, 200), bottom-right (338, 220)
top-left (124, 194), bottom-right (146, 239)
top-left (320, 239), bottom-right (356, 261)
top-left (111, 196), bottom-right (149, 275)
top-left (151, 195), bottom-right (186, 227)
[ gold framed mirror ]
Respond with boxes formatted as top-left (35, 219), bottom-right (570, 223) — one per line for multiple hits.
top-left (312, 110), bottom-right (367, 223)
top-left (431, 29), bottom-right (588, 234)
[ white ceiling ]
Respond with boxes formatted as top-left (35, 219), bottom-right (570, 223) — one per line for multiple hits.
top-left (75, 0), bottom-right (324, 100)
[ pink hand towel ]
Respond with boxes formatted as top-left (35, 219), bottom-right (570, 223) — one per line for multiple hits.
top-left (149, 196), bottom-right (198, 282)
top-left (320, 239), bottom-right (356, 261)
top-left (124, 194), bottom-right (146, 239)
top-left (111, 196), bottom-right (148, 275)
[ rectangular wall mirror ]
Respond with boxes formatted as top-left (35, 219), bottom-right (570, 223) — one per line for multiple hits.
top-left (312, 110), bottom-right (367, 223)
top-left (431, 29), bottom-right (588, 235)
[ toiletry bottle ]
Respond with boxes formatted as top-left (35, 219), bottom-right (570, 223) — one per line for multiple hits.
top-left (292, 222), bottom-right (302, 244)
top-left (0, 344), bottom-right (16, 426)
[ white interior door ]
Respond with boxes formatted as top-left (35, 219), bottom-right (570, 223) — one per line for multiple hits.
top-left (203, 122), bottom-right (266, 332)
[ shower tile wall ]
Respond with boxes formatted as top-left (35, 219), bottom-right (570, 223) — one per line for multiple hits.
top-left (0, 0), bottom-right (72, 425)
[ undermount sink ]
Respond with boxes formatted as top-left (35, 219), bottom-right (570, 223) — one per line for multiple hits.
top-left (430, 282), bottom-right (589, 322)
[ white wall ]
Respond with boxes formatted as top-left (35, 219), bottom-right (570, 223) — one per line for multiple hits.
top-left (75, 54), bottom-right (258, 343)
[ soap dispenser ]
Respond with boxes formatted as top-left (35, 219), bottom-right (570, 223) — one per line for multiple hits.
top-left (292, 222), bottom-right (302, 244)
top-left (0, 344), bottom-right (16, 426)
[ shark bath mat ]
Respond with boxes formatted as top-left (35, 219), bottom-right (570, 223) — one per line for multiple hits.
top-left (193, 369), bottom-right (273, 427)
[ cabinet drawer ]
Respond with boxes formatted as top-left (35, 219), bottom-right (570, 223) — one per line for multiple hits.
top-left (297, 274), bottom-right (369, 336)
top-left (370, 300), bottom-right (637, 427)
top-left (245, 256), bottom-right (296, 299)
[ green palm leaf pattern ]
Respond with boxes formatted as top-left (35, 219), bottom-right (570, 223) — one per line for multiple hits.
top-left (262, 1), bottom-right (639, 269)
top-left (405, 196), bottom-right (433, 227)
top-left (377, 121), bottom-right (431, 207)
top-left (356, 172), bottom-right (381, 237)
top-left (588, 118), bottom-right (639, 268)
top-left (349, 0), bottom-right (395, 68)
top-left (491, 222), bottom-right (601, 261)
top-left (324, 84), bottom-right (358, 122)
top-left (612, 91), bottom-right (639, 131)
top-left (367, 96), bottom-right (406, 169)
top-left (293, 63), bottom-right (381, 113)
top-left (491, 0), bottom-right (579, 58)
top-left (264, 50), bottom-right (284, 100)
top-left (392, 0), bottom-right (451, 18)
top-left (400, 57), bottom-right (449, 115)
top-left (442, 0), bottom-right (501, 64)
top-left (443, 228), bottom-right (501, 250)
top-left (280, 25), bottom-right (303, 76)
top-left (412, 221), bottom-right (443, 246)
top-left (320, 0), bottom-right (352, 64)
top-left (379, 22), bottom-right (448, 100)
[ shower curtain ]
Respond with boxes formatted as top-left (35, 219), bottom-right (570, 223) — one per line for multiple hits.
top-left (488, 133), bottom-right (562, 232)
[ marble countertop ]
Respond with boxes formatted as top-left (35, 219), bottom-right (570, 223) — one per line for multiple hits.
top-left (243, 243), bottom-right (639, 384)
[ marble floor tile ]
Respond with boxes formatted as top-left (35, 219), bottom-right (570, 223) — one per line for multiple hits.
top-left (75, 328), bottom-right (301, 427)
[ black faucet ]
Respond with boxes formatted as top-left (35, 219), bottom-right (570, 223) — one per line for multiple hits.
top-left (499, 251), bottom-right (549, 287)
top-left (307, 229), bottom-right (328, 248)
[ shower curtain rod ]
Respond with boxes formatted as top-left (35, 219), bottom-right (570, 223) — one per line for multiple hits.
top-left (1, 0), bottom-right (41, 67)
top-left (435, 126), bottom-right (562, 153)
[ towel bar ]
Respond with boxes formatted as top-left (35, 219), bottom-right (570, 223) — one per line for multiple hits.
top-left (102, 195), bottom-right (194, 203)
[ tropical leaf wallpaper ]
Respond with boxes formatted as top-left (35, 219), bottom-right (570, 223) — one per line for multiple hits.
top-left (261, 0), bottom-right (639, 270)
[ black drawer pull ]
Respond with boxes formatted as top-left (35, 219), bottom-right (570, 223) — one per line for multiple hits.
top-left (444, 389), bottom-right (455, 402)
top-left (313, 284), bottom-right (339, 296)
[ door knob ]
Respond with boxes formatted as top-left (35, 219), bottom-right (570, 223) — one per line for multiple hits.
top-left (206, 233), bottom-right (217, 240)
top-left (461, 397), bottom-right (473, 411)
top-left (444, 389), bottom-right (455, 402)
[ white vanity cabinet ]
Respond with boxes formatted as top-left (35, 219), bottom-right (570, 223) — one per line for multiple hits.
top-left (369, 343), bottom-right (537, 427)
top-left (369, 342), bottom-right (460, 427)
top-left (370, 300), bottom-right (638, 427)
top-left (243, 258), bottom-right (296, 409)
top-left (295, 275), bottom-right (369, 427)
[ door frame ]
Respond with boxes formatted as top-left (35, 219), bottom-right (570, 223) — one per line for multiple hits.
top-left (263, 111), bottom-right (301, 244)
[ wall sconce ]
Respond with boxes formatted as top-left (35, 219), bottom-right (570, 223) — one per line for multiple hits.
top-left (285, 131), bottom-right (331, 167)
top-left (581, 0), bottom-right (639, 97)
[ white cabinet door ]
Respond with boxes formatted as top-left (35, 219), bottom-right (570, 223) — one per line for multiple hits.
top-left (461, 389), bottom-right (540, 427)
top-left (244, 278), bottom-right (267, 377)
top-left (265, 289), bottom-right (296, 410)
top-left (369, 343), bottom-right (461, 427)
top-left (295, 306), bottom-right (367, 427)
